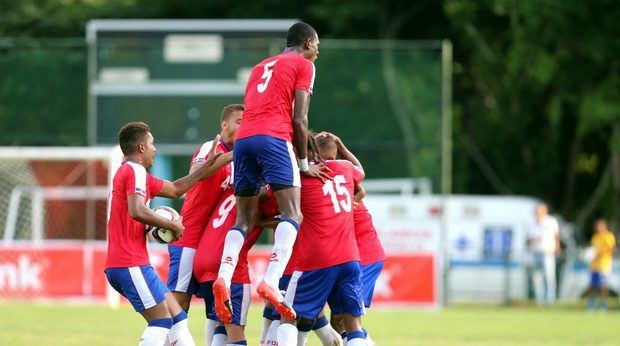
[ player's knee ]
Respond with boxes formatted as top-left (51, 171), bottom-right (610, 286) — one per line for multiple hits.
top-left (281, 211), bottom-right (302, 225)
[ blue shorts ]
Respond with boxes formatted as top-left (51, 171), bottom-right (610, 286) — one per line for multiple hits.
top-left (199, 281), bottom-right (252, 326)
top-left (233, 135), bottom-right (301, 194)
top-left (167, 245), bottom-right (200, 296)
top-left (590, 272), bottom-right (609, 288)
top-left (105, 266), bottom-right (169, 312)
top-left (361, 260), bottom-right (384, 308)
top-left (285, 261), bottom-right (363, 319)
top-left (264, 274), bottom-right (293, 320)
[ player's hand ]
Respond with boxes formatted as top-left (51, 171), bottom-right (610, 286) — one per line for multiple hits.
top-left (197, 134), bottom-right (223, 178)
top-left (169, 219), bottom-right (185, 241)
top-left (302, 162), bottom-right (332, 182)
top-left (315, 131), bottom-right (341, 145)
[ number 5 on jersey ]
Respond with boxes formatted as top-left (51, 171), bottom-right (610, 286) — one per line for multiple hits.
top-left (257, 60), bottom-right (278, 93)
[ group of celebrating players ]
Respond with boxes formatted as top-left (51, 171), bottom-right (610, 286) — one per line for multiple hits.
top-left (105, 22), bottom-right (385, 346)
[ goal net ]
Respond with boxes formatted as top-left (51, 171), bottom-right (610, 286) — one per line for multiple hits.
top-left (0, 146), bottom-right (122, 300)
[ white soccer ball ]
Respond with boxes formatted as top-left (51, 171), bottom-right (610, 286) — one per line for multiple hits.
top-left (146, 206), bottom-right (180, 244)
top-left (581, 246), bottom-right (596, 263)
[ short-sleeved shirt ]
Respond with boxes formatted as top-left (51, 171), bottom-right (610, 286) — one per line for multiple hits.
top-left (591, 229), bottom-right (616, 273)
top-left (193, 188), bottom-right (278, 284)
top-left (528, 215), bottom-right (559, 254)
top-left (171, 140), bottom-right (231, 249)
top-left (295, 160), bottom-right (364, 272)
top-left (236, 51), bottom-right (316, 142)
top-left (106, 161), bottom-right (163, 268)
top-left (354, 201), bottom-right (386, 265)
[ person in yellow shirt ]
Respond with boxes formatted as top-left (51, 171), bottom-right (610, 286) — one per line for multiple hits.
top-left (587, 219), bottom-right (616, 311)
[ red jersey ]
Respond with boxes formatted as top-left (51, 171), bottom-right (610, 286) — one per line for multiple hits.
top-left (295, 160), bottom-right (364, 271)
top-left (236, 51), bottom-right (316, 142)
top-left (172, 140), bottom-right (231, 248)
top-left (354, 201), bottom-right (386, 265)
top-left (194, 189), bottom-right (278, 284)
top-left (106, 161), bottom-right (163, 268)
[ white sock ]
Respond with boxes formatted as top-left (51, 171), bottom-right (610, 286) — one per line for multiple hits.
top-left (276, 322), bottom-right (298, 346)
top-left (205, 319), bottom-right (219, 346)
top-left (211, 333), bottom-right (227, 346)
top-left (314, 325), bottom-right (343, 346)
top-left (139, 326), bottom-right (169, 346)
top-left (346, 338), bottom-right (366, 346)
top-left (168, 318), bottom-right (195, 346)
top-left (265, 320), bottom-right (280, 346)
top-left (259, 318), bottom-right (273, 345)
top-left (217, 229), bottom-right (246, 287)
top-left (264, 221), bottom-right (298, 287)
top-left (297, 331), bottom-right (309, 346)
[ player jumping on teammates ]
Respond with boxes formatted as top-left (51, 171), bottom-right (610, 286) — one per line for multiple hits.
top-left (166, 104), bottom-right (242, 315)
top-left (277, 134), bottom-right (367, 346)
top-left (105, 122), bottom-right (225, 346)
top-left (213, 22), bottom-right (330, 324)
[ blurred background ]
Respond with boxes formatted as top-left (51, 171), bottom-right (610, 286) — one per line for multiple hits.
top-left (1, 1), bottom-right (620, 345)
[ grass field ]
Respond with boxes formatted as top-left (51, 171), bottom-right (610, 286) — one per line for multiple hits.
top-left (1, 302), bottom-right (619, 345)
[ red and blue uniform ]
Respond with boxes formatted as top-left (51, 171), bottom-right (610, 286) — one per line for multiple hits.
top-left (105, 161), bottom-right (168, 312)
top-left (354, 201), bottom-right (386, 308)
top-left (233, 51), bottom-right (316, 194)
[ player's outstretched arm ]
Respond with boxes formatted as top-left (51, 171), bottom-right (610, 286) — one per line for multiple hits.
top-left (189, 151), bottom-right (233, 174)
top-left (158, 134), bottom-right (223, 198)
top-left (127, 194), bottom-right (184, 239)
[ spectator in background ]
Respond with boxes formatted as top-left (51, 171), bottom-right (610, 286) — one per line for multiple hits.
top-left (587, 219), bottom-right (615, 311)
top-left (527, 203), bottom-right (560, 305)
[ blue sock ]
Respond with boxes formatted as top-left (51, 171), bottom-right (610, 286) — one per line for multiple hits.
top-left (228, 341), bottom-right (247, 345)
top-left (341, 332), bottom-right (347, 340)
top-left (600, 299), bottom-right (608, 310)
top-left (172, 310), bottom-right (188, 325)
top-left (348, 330), bottom-right (365, 340)
top-left (363, 328), bottom-right (368, 338)
top-left (214, 325), bottom-right (228, 335)
top-left (587, 297), bottom-right (596, 310)
top-left (312, 316), bottom-right (329, 330)
top-left (148, 318), bottom-right (173, 329)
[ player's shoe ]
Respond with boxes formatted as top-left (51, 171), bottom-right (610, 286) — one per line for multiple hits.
top-left (213, 277), bottom-right (233, 324)
top-left (257, 280), bottom-right (296, 320)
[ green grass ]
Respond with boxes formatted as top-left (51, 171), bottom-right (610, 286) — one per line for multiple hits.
top-left (1, 302), bottom-right (619, 345)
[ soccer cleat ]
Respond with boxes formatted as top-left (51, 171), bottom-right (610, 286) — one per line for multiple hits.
top-left (212, 277), bottom-right (233, 324)
top-left (257, 280), bottom-right (297, 320)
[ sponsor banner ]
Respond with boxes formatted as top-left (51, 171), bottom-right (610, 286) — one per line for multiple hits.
top-left (0, 243), bottom-right (435, 305)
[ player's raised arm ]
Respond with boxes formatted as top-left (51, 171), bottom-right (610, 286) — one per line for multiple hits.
top-left (317, 131), bottom-right (365, 178)
top-left (158, 134), bottom-right (223, 198)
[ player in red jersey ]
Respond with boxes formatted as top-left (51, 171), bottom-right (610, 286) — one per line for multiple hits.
top-left (214, 22), bottom-right (330, 324)
top-left (194, 186), bottom-right (279, 346)
top-left (314, 132), bottom-right (385, 345)
top-left (105, 122), bottom-right (225, 346)
top-left (166, 104), bottom-right (242, 313)
top-left (277, 135), bottom-right (367, 346)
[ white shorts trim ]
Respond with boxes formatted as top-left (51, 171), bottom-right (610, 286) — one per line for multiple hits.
top-left (286, 141), bottom-right (301, 188)
top-left (128, 266), bottom-right (156, 310)
top-left (175, 247), bottom-right (196, 292)
top-left (284, 270), bottom-right (303, 307)
top-left (240, 284), bottom-right (251, 325)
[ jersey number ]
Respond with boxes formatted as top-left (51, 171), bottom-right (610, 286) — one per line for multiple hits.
top-left (322, 175), bottom-right (352, 214)
top-left (213, 194), bottom-right (236, 228)
top-left (257, 60), bottom-right (277, 93)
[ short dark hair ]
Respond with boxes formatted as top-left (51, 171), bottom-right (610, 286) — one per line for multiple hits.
top-left (286, 22), bottom-right (317, 47)
top-left (118, 122), bottom-right (150, 156)
top-left (315, 134), bottom-right (337, 154)
top-left (220, 104), bottom-right (244, 122)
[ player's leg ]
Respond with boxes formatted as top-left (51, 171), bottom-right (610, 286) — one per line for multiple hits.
top-left (215, 136), bottom-right (261, 323)
top-left (599, 273), bottom-right (609, 310)
top-left (587, 272), bottom-right (597, 310)
top-left (543, 253), bottom-right (556, 304)
top-left (221, 283), bottom-right (251, 345)
top-left (312, 309), bottom-right (343, 346)
top-left (164, 292), bottom-right (195, 346)
top-left (279, 269), bottom-right (337, 346)
top-left (260, 303), bottom-right (276, 345)
top-left (264, 274), bottom-right (291, 345)
top-left (106, 266), bottom-right (173, 345)
top-left (167, 245), bottom-right (198, 312)
top-left (198, 281), bottom-right (219, 345)
top-left (328, 261), bottom-right (365, 346)
top-left (357, 260), bottom-right (384, 345)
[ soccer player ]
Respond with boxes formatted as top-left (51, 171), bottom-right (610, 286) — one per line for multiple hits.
top-left (194, 186), bottom-right (280, 346)
top-left (105, 122), bottom-right (223, 346)
top-left (314, 132), bottom-right (385, 345)
top-left (166, 104), bottom-right (242, 313)
top-left (214, 22), bottom-right (330, 323)
top-left (587, 219), bottom-right (616, 311)
top-left (277, 135), bottom-right (367, 346)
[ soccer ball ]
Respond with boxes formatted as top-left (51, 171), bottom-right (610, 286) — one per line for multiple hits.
top-left (146, 206), bottom-right (180, 244)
